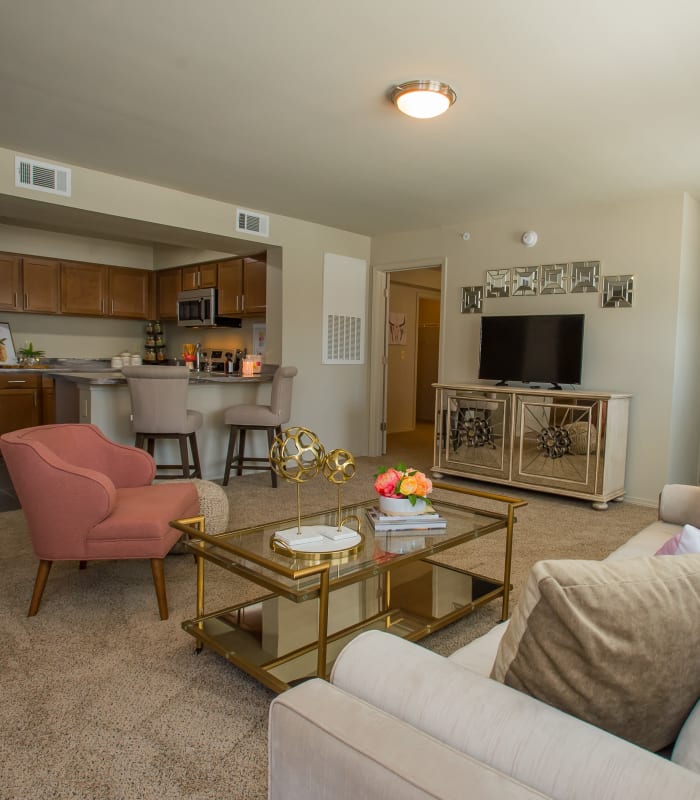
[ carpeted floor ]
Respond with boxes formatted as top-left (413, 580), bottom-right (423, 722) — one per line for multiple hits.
top-left (0, 428), bottom-right (658, 799)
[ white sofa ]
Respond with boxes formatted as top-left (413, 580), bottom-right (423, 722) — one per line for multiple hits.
top-left (268, 485), bottom-right (700, 799)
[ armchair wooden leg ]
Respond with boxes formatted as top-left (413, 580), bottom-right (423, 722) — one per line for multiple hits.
top-left (178, 435), bottom-right (190, 479)
top-left (150, 558), bottom-right (169, 620)
top-left (189, 432), bottom-right (202, 479)
top-left (79, 560), bottom-right (87, 570)
top-left (28, 559), bottom-right (52, 617)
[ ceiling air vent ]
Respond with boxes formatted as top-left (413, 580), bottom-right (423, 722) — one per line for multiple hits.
top-left (15, 155), bottom-right (71, 197)
top-left (236, 208), bottom-right (269, 237)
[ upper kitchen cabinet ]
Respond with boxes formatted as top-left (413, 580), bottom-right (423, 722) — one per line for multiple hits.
top-left (182, 261), bottom-right (217, 291)
top-left (109, 267), bottom-right (149, 319)
top-left (61, 262), bottom-right (150, 319)
top-left (0, 253), bottom-right (22, 312)
top-left (61, 262), bottom-right (108, 316)
top-left (156, 267), bottom-right (182, 320)
top-left (23, 257), bottom-right (61, 314)
top-left (217, 255), bottom-right (266, 316)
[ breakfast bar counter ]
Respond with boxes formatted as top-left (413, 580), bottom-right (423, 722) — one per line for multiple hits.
top-left (49, 370), bottom-right (274, 480)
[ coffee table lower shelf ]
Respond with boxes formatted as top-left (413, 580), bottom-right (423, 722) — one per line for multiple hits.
top-left (181, 560), bottom-right (505, 693)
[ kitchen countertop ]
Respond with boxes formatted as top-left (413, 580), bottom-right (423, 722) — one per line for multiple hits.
top-left (47, 370), bottom-right (273, 386)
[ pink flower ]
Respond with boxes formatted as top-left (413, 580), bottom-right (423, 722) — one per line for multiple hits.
top-left (374, 468), bottom-right (402, 497)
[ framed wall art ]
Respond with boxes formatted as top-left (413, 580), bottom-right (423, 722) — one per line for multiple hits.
top-left (540, 263), bottom-right (568, 294)
top-left (0, 322), bottom-right (18, 365)
top-left (461, 286), bottom-right (483, 313)
top-left (602, 275), bottom-right (634, 308)
top-left (512, 266), bottom-right (539, 296)
top-left (485, 269), bottom-right (511, 298)
top-left (570, 261), bottom-right (600, 293)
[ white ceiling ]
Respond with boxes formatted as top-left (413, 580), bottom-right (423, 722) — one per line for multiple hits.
top-left (1, 0), bottom-right (700, 238)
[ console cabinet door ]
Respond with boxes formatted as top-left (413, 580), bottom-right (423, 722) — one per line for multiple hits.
top-left (512, 393), bottom-right (601, 494)
top-left (109, 267), bottom-right (149, 319)
top-left (157, 268), bottom-right (181, 320)
top-left (435, 388), bottom-right (511, 480)
top-left (22, 257), bottom-right (60, 314)
top-left (0, 253), bottom-right (22, 311)
top-left (61, 262), bottom-right (108, 316)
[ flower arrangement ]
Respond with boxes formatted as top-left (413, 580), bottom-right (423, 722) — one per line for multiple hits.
top-left (373, 462), bottom-right (433, 506)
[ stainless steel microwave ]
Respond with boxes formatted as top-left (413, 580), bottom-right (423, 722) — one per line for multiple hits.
top-left (176, 288), bottom-right (241, 328)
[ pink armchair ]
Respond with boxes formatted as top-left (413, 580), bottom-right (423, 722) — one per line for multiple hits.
top-left (0, 423), bottom-right (199, 619)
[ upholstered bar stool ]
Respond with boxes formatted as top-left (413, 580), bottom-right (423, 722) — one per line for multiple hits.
top-left (222, 366), bottom-right (297, 487)
top-left (122, 365), bottom-right (202, 480)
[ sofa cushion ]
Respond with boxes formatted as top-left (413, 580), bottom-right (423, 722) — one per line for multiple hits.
top-left (673, 699), bottom-right (700, 774)
top-left (656, 524), bottom-right (700, 556)
top-left (490, 554), bottom-right (700, 751)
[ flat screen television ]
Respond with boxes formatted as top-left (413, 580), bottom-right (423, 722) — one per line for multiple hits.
top-left (478, 313), bottom-right (584, 388)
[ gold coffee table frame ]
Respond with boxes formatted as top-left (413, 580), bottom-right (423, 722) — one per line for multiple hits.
top-left (172, 482), bottom-right (526, 693)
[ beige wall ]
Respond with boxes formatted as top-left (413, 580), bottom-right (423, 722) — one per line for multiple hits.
top-left (371, 194), bottom-right (693, 504)
top-left (0, 146), bottom-right (371, 455)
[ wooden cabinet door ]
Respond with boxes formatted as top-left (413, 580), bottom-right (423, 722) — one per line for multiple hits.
top-left (41, 376), bottom-right (55, 425)
top-left (109, 267), bottom-right (149, 318)
top-left (242, 256), bottom-right (267, 315)
top-left (0, 253), bottom-right (21, 311)
top-left (200, 262), bottom-right (218, 288)
top-left (0, 375), bottom-right (41, 435)
top-left (181, 265), bottom-right (200, 291)
top-left (217, 259), bottom-right (244, 315)
top-left (22, 257), bottom-right (61, 313)
top-left (61, 262), bottom-right (108, 316)
top-left (157, 268), bottom-right (181, 320)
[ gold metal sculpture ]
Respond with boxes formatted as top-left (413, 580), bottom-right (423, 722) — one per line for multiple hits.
top-left (322, 448), bottom-right (359, 531)
top-left (269, 426), bottom-right (326, 534)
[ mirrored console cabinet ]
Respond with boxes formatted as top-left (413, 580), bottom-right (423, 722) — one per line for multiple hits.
top-left (433, 384), bottom-right (631, 509)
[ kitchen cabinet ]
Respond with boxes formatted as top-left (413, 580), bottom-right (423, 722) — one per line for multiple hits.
top-left (156, 267), bottom-right (182, 320)
top-left (22, 257), bottom-right (61, 314)
top-left (60, 263), bottom-right (149, 319)
top-left (61, 262), bottom-right (108, 316)
top-left (433, 383), bottom-right (631, 509)
top-left (109, 267), bottom-right (149, 319)
top-left (0, 253), bottom-right (22, 311)
top-left (0, 373), bottom-right (41, 435)
top-left (182, 261), bottom-right (217, 291)
top-left (41, 376), bottom-right (55, 424)
top-left (218, 255), bottom-right (266, 316)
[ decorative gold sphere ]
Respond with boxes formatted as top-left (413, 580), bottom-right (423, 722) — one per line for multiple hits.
top-left (269, 426), bottom-right (326, 485)
top-left (323, 449), bottom-right (356, 485)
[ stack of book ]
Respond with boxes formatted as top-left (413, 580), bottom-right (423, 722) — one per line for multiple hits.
top-left (365, 506), bottom-right (447, 532)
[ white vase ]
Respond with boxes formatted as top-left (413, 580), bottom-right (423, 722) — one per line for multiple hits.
top-left (378, 496), bottom-right (428, 516)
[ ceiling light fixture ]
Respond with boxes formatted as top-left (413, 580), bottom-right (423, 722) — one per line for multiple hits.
top-left (390, 80), bottom-right (457, 119)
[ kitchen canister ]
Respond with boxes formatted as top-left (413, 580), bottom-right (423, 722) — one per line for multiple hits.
top-left (111, 356), bottom-right (123, 369)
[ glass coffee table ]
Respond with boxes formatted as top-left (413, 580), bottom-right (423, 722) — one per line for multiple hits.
top-left (171, 482), bottom-right (526, 693)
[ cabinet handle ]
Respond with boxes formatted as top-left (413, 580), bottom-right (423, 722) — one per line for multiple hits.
top-left (111, 299), bottom-right (114, 314)
top-left (13, 292), bottom-right (17, 307)
top-left (8, 379), bottom-right (26, 384)
top-left (241, 294), bottom-right (245, 311)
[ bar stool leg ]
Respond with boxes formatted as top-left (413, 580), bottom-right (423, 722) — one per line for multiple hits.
top-left (178, 435), bottom-right (190, 478)
top-left (222, 426), bottom-right (238, 486)
top-left (266, 427), bottom-right (277, 487)
top-left (189, 433), bottom-right (202, 479)
top-left (236, 429), bottom-right (247, 477)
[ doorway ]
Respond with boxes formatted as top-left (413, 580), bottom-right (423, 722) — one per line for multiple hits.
top-left (383, 267), bottom-right (442, 465)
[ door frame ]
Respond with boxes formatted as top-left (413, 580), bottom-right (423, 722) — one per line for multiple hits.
top-left (368, 257), bottom-right (446, 456)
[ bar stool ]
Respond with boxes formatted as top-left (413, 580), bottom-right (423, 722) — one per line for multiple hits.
top-left (122, 365), bottom-right (202, 480)
top-left (222, 366), bottom-right (297, 487)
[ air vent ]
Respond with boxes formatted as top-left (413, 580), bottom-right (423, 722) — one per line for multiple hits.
top-left (15, 155), bottom-right (72, 197)
top-left (236, 208), bottom-right (270, 237)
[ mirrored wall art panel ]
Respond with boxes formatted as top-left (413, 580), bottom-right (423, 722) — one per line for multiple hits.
top-left (485, 269), bottom-right (511, 298)
top-left (512, 266), bottom-right (539, 296)
top-left (570, 261), bottom-right (600, 293)
top-left (602, 274), bottom-right (634, 308)
top-left (540, 263), bottom-right (568, 294)
top-left (461, 285), bottom-right (483, 313)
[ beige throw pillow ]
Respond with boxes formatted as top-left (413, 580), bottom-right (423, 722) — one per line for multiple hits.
top-left (491, 554), bottom-right (700, 752)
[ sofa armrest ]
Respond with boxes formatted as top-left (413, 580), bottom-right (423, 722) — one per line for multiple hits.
top-left (331, 631), bottom-right (700, 800)
top-left (659, 484), bottom-right (700, 527)
top-left (269, 679), bottom-right (548, 800)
